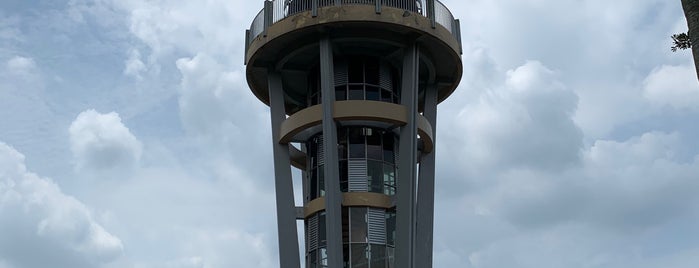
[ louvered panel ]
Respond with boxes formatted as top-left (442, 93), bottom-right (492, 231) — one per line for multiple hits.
top-left (379, 64), bottom-right (393, 90)
top-left (348, 159), bottom-right (367, 192)
top-left (308, 214), bottom-right (319, 251)
top-left (317, 135), bottom-right (324, 166)
top-left (367, 208), bottom-right (387, 244)
top-left (334, 61), bottom-right (348, 86)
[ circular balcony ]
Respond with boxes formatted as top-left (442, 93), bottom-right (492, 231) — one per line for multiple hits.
top-left (244, 0), bottom-right (463, 112)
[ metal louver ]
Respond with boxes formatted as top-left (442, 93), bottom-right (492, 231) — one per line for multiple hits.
top-left (367, 208), bottom-right (387, 244)
top-left (308, 214), bottom-right (319, 251)
top-left (348, 159), bottom-right (367, 192)
top-left (317, 135), bottom-right (324, 166)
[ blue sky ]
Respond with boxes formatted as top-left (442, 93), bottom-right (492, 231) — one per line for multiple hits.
top-left (1, 0), bottom-right (698, 267)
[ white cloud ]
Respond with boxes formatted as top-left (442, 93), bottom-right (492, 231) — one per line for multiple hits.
top-left (0, 142), bottom-right (123, 267)
top-left (4, 56), bottom-right (36, 77)
top-left (69, 110), bottom-right (143, 171)
top-left (446, 60), bottom-right (582, 172)
top-left (643, 64), bottom-right (699, 110)
top-left (123, 49), bottom-right (147, 79)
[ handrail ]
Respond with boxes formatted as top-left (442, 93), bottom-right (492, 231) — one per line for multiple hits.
top-left (245, 0), bottom-right (459, 57)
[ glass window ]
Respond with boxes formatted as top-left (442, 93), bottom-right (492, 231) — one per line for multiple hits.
top-left (368, 161), bottom-right (383, 194)
top-left (383, 164), bottom-right (395, 196)
top-left (308, 249), bottom-right (318, 268)
top-left (342, 207), bottom-right (349, 243)
top-left (310, 168), bottom-right (318, 199)
top-left (319, 212), bottom-right (326, 247)
top-left (349, 85), bottom-right (364, 100)
top-left (382, 134), bottom-right (395, 163)
top-left (365, 86), bottom-right (380, 101)
top-left (370, 244), bottom-right (387, 268)
top-left (348, 60), bottom-right (363, 83)
top-left (336, 86), bottom-right (347, 101)
top-left (351, 244), bottom-right (369, 268)
top-left (350, 207), bottom-right (367, 243)
top-left (349, 128), bottom-right (365, 159)
top-left (366, 130), bottom-right (382, 161)
top-left (320, 248), bottom-right (328, 267)
top-left (365, 59), bottom-right (380, 85)
top-left (381, 89), bottom-right (393, 103)
top-left (387, 247), bottom-right (395, 268)
top-left (386, 211), bottom-right (396, 246)
top-left (339, 160), bottom-right (348, 192)
top-left (343, 245), bottom-right (350, 268)
top-left (319, 164), bottom-right (325, 197)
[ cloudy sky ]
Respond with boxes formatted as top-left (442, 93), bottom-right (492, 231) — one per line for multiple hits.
top-left (1, 0), bottom-right (698, 267)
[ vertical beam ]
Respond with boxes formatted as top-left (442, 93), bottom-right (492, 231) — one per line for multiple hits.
top-left (427, 0), bottom-right (436, 29)
top-left (395, 42), bottom-right (419, 268)
top-left (415, 84), bottom-right (438, 268)
top-left (268, 70), bottom-right (301, 268)
top-left (335, 0), bottom-right (341, 6)
top-left (320, 36), bottom-right (344, 268)
top-left (375, 0), bottom-right (381, 14)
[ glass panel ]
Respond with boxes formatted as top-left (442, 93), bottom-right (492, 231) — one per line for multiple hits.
top-left (319, 164), bottom-right (325, 197)
top-left (368, 160), bottom-right (383, 194)
top-left (339, 160), bottom-right (348, 192)
top-left (349, 128), bottom-right (365, 159)
top-left (381, 89), bottom-right (392, 103)
top-left (365, 59), bottom-right (380, 85)
top-left (320, 248), bottom-right (328, 267)
top-left (336, 86), bottom-right (347, 101)
top-left (387, 247), bottom-right (395, 268)
top-left (342, 207), bottom-right (349, 244)
top-left (370, 244), bottom-right (387, 268)
top-left (349, 85), bottom-right (364, 100)
top-left (343, 244), bottom-right (350, 268)
top-left (351, 244), bottom-right (369, 268)
top-left (348, 59), bottom-right (363, 83)
top-left (309, 249), bottom-right (318, 268)
top-left (350, 207), bottom-right (367, 243)
top-left (319, 212), bottom-right (326, 247)
top-left (386, 211), bottom-right (396, 246)
top-left (366, 129), bottom-right (381, 160)
top-left (383, 164), bottom-right (395, 196)
top-left (382, 134), bottom-right (395, 163)
top-left (310, 168), bottom-right (318, 199)
top-left (366, 85), bottom-right (380, 101)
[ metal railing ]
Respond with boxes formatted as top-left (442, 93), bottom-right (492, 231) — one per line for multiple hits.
top-left (245, 0), bottom-right (461, 55)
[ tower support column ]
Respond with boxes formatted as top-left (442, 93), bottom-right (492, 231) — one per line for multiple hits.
top-left (268, 69), bottom-right (301, 268)
top-left (415, 84), bottom-right (438, 268)
top-left (395, 42), bottom-right (420, 268)
top-left (319, 36), bottom-right (344, 268)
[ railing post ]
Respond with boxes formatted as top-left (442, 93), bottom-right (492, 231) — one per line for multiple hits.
top-left (264, 0), bottom-right (273, 37)
top-left (312, 0), bottom-right (319, 17)
top-left (335, 0), bottom-right (341, 6)
top-left (375, 0), bottom-right (381, 14)
top-left (427, 0), bottom-right (436, 29)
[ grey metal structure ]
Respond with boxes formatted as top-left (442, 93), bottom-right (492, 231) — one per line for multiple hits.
top-left (244, 1), bottom-right (462, 267)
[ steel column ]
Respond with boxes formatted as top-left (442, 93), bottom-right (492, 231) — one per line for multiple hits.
top-left (395, 42), bottom-right (420, 268)
top-left (320, 37), bottom-right (344, 268)
top-left (415, 84), bottom-right (438, 268)
top-left (268, 70), bottom-right (302, 268)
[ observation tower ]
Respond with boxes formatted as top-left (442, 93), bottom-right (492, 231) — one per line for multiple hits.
top-left (244, 1), bottom-right (462, 267)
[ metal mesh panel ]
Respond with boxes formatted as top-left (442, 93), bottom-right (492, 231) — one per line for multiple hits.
top-left (309, 214), bottom-right (319, 251)
top-left (348, 159), bottom-right (368, 192)
top-left (432, 0), bottom-right (453, 33)
top-left (334, 60), bottom-right (348, 86)
top-left (379, 63), bottom-right (393, 91)
top-left (249, 10), bottom-right (265, 43)
top-left (367, 208), bottom-right (387, 244)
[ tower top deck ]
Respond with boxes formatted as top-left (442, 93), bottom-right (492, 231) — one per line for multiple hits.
top-left (244, 0), bottom-right (463, 112)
